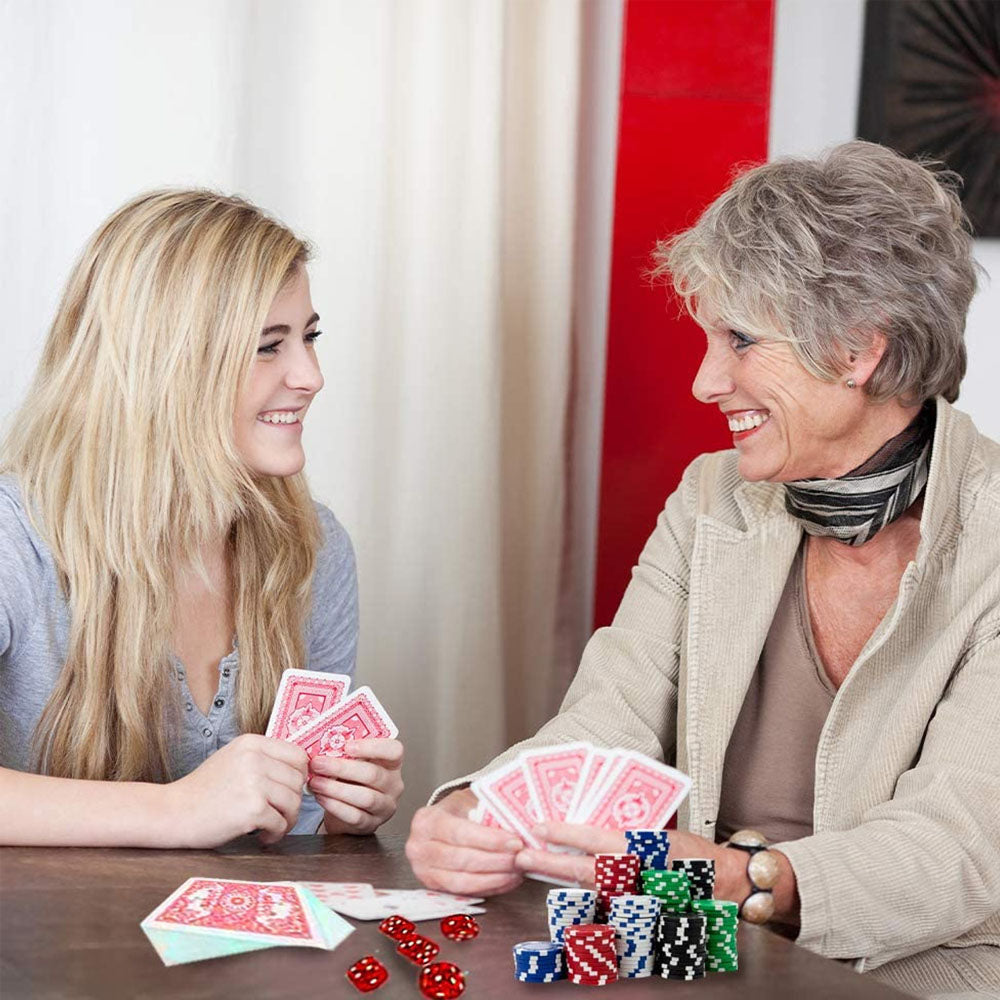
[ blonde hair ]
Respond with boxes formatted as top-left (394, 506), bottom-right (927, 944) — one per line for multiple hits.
top-left (1, 189), bottom-right (322, 781)
top-left (653, 140), bottom-right (979, 404)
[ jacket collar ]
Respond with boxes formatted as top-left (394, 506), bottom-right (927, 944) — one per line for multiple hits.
top-left (913, 397), bottom-right (976, 563)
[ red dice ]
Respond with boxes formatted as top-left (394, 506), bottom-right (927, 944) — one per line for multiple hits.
top-left (440, 914), bottom-right (480, 941)
top-left (396, 933), bottom-right (441, 966)
top-left (418, 961), bottom-right (466, 999)
top-left (346, 955), bottom-right (389, 993)
top-left (378, 914), bottom-right (416, 941)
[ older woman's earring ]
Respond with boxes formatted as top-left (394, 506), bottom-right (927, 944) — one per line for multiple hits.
top-left (846, 378), bottom-right (857, 389)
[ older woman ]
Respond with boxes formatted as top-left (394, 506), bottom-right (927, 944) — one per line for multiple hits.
top-left (405, 141), bottom-right (999, 998)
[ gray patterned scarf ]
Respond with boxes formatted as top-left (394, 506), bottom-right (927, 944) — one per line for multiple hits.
top-left (784, 403), bottom-right (935, 546)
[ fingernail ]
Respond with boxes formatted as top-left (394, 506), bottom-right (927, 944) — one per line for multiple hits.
top-left (505, 839), bottom-right (522, 852)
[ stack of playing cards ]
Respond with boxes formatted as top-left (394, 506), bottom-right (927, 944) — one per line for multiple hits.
top-left (141, 878), bottom-right (354, 966)
top-left (299, 882), bottom-right (485, 921)
top-left (266, 669), bottom-right (398, 755)
top-left (469, 743), bottom-right (691, 849)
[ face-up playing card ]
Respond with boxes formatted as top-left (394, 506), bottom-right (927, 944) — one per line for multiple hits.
top-left (140, 878), bottom-right (354, 965)
top-left (471, 758), bottom-right (543, 848)
top-left (520, 742), bottom-right (591, 823)
top-left (580, 750), bottom-right (691, 831)
top-left (266, 669), bottom-right (352, 740)
top-left (289, 686), bottom-right (398, 759)
top-left (297, 882), bottom-right (375, 908)
top-left (323, 888), bottom-right (485, 922)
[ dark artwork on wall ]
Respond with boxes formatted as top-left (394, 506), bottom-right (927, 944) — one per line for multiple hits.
top-left (857, 0), bottom-right (999, 237)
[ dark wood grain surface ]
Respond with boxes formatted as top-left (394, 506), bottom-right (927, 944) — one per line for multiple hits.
top-left (0, 833), bottom-right (915, 999)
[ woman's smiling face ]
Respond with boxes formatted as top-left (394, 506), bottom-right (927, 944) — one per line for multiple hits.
top-left (233, 265), bottom-right (324, 478)
top-left (690, 312), bottom-right (883, 483)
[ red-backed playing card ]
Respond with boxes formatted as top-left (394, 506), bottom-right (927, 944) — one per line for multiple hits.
top-left (520, 742), bottom-right (591, 823)
top-left (144, 878), bottom-right (322, 944)
top-left (471, 759), bottom-right (542, 848)
top-left (564, 746), bottom-right (617, 823)
top-left (266, 669), bottom-right (351, 740)
top-left (583, 751), bottom-right (691, 831)
top-left (290, 686), bottom-right (398, 759)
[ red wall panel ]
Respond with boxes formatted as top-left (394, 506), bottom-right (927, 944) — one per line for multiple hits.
top-left (594, 0), bottom-right (775, 628)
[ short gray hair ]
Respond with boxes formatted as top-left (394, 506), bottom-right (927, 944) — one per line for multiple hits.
top-left (652, 140), bottom-right (979, 404)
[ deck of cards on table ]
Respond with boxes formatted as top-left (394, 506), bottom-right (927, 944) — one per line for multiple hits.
top-left (266, 668), bottom-right (398, 754)
top-left (140, 878), bottom-right (354, 966)
top-left (141, 880), bottom-right (483, 966)
top-left (469, 743), bottom-right (691, 850)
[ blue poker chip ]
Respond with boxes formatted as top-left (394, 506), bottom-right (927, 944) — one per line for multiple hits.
top-left (513, 940), bottom-right (566, 982)
top-left (625, 829), bottom-right (671, 870)
top-left (513, 941), bottom-right (563, 955)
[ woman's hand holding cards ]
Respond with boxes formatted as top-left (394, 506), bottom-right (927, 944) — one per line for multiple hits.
top-left (406, 788), bottom-right (526, 897)
top-left (164, 734), bottom-right (310, 848)
top-left (310, 737), bottom-right (404, 834)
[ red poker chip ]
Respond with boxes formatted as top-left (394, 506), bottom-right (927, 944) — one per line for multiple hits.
top-left (594, 857), bottom-right (641, 876)
top-left (440, 913), bottom-right (480, 941)
top-left (418, 960), bottom-right (467, 999)
top-left (379, 915), bottom-right (417, 941)
top-left (346, 955), bottom-right (389, 993)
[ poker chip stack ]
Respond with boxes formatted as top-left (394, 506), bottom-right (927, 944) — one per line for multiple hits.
top-left (654, 913), bottom-right (707, 981)
top-left (547, 888), bottom-right (597, 942)
top-left (670, 858), bottom-right (716, 901)
top-left (512, 830), bottom-right (741, 987)
top-left (563, 925), bottom-right (619, 986)
top-left (639, 868), bottom-right (692, 915)
top-left (513, 941), bottom-right (566, 983)
top-left (608, 894), bottom-right (660, 979)
top-left (692, 899), bottom-right (739, 973)
top-left (624, 830), bottom-right (670, 870)
top-left (594, 853), bottom-right (642, 919)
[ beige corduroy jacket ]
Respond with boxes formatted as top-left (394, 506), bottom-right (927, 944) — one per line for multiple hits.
top-left (434, 399), bottom-right (1000, 998)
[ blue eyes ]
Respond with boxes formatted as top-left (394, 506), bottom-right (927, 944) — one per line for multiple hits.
top-left (257, 330), bottom-right (323, 356)
top-left (728, 330), bottom-right (756, 352)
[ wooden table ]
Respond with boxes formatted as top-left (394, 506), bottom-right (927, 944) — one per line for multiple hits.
top-left (0, 833), bottom-right (915, 999)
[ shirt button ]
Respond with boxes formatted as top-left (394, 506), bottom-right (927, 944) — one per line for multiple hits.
top-left (222, 668), bottom-right (230, 677)
top-left (185, 703), bottom-right (193, 712)
top-left (214, 698), bottom-right (224, 708)
top-left (202, 727), bottom-right (212, 738)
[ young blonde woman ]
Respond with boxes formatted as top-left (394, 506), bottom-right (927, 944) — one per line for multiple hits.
top-left (0, 190), bottom-right (403, 847)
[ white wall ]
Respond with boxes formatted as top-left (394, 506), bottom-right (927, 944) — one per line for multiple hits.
top-left (771, 0), bottom-right (999, 442)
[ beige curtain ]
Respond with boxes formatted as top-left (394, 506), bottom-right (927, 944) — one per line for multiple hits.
top-left (0, 0), bottom-right (624, 827)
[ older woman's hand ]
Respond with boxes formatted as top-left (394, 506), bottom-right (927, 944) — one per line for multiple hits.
top-left (516, 822), bottom-right (750, 902)
top-left (309, 738), bottom-right (404, 835)
top-left (406, 788), bottom-right (525, 897)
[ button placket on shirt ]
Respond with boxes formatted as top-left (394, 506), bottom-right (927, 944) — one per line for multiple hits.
top-left (174, 661), bottom-right (195, 714)
top-left (170, 650), bottom-right (238, 752)
top-left (206, 652), bottom-right (239, 745)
